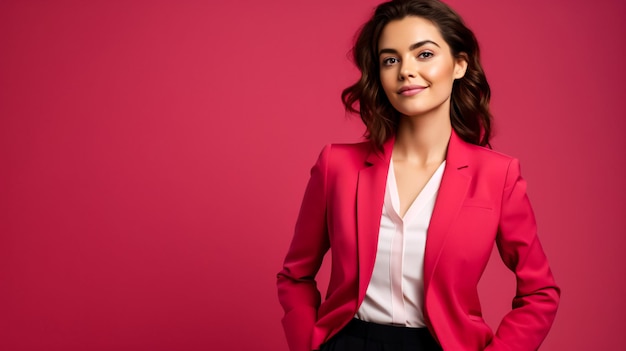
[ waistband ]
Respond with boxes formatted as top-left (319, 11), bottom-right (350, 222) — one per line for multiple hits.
top-left (338, 318), bottom-right (435, 344)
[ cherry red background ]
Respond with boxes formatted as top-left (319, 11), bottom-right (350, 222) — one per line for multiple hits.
top-left (1, 0), bottom-right (624, 350)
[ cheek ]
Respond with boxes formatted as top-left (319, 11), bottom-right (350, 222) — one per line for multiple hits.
top-left (423, 64), bottom-right (454, 84)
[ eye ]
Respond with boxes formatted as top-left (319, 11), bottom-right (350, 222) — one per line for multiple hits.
top-left (418, 51), bottom-right (434, 59)
top-left (381, 57), bottom-right (399, 66)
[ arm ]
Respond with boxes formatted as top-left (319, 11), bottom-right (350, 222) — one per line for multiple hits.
top-left (277, 145), bottom-right (331, 351)
top-left (485, 158), bottom-right (560, 351)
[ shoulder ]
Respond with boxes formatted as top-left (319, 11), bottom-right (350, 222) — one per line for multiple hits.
top-left (461, 142), bottom-right (519, 171)
top-left (455, 141), bottom-right (525, 190)
top-left (315, 141), bottom-right (371, 168)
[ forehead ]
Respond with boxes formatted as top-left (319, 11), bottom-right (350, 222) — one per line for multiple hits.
top-left (378, 16), bottom-right (445, 49)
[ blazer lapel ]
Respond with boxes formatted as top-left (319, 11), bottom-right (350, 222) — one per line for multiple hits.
top-left (423, 130), bottom-right (472, 293)
top-left (356, 136), bottom-right (394, 304)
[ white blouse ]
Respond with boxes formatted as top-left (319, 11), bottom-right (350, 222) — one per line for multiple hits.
top-left (355, 160), bottom-right (446, 327)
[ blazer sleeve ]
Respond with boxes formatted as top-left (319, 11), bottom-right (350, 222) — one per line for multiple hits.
top-left (277, 145), bottom-right (331, 351)
top-left (485, 158), bottom-right (560, 351)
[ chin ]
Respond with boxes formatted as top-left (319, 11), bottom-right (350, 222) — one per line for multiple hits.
top-left (394, 106), bottom-right (430, 117)
top-left (392, 101), bottom-right (449, 119)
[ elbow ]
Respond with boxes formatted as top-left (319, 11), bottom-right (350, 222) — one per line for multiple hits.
top-left (512, 283), bottom-right (561, 323)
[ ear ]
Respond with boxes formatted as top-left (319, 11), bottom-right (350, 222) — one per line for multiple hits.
top-left (453, 52), bottom-right (469, 79)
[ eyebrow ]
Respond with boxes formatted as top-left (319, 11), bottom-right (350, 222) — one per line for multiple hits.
top-left (378, 40), bottom-right (440, 56)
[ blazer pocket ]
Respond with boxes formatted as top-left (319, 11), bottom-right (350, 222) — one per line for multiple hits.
top-left (462, 199), bottom-right (493, 211)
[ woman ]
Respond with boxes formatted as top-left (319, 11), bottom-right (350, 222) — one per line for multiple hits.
top-left (277, 1), bottom-right (560, 350)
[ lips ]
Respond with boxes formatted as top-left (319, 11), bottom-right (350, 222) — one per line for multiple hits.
top-left (398, 85), bottom-right (427, 96)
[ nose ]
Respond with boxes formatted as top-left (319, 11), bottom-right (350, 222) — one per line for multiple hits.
top-left (398, 58), bottom-right (417, 80)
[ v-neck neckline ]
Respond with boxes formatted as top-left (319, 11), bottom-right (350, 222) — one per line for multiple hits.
top-left (387, 160), bottom-right (446, 221)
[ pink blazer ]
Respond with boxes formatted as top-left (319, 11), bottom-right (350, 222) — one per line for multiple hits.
top-left (277, 131), bottom-right (559, 351)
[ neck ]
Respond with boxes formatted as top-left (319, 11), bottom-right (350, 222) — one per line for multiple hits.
top-left (393, 112), bottom-right (451, 166)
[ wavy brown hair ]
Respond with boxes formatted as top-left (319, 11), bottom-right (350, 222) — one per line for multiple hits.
top-left (341, 0), bottom-right (492, 149)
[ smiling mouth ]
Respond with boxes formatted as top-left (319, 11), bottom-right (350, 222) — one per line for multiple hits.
top-left (398, 85), bottom-right (427, 96)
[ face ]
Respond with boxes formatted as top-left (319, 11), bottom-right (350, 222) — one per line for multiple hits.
top-left (377, 16), bottom-right (467, 118)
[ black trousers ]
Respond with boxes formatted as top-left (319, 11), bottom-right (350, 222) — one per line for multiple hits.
top-left (320, 318), bottom-right (443, 351)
